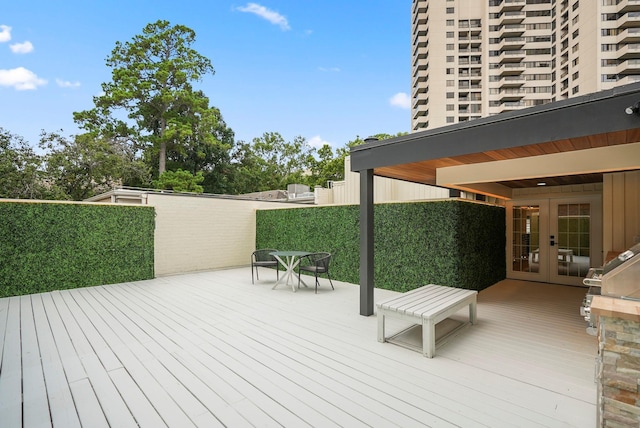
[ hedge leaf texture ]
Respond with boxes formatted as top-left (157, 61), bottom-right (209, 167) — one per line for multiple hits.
top-left (0, 201), bottom-right (155, 297)
top-left (257, 200), bottom-right (505, 292)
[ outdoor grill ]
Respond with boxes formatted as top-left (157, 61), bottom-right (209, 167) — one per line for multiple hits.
top-left (580, 242), bottom-right (640, 335)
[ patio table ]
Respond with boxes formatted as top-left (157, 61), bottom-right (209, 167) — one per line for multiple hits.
top-left (270, 251), bottom-right (311, 292)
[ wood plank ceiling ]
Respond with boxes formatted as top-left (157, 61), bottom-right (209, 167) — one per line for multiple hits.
top-left (372, 129), bottom-right (640, 188)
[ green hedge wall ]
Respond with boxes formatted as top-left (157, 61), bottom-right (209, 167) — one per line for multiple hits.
top-left (0, 201), bottom-right (155, 298)
top-left (257, 200), bottom-right (505, 292)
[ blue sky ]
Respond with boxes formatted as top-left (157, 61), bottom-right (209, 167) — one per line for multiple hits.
top-left (1, 1), bottom-right (411, 151)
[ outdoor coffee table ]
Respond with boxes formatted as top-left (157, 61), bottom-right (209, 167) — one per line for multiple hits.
top-left (270, 251), bottom-right (310, 292)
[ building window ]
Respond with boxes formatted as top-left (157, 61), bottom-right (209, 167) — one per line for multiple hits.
top-left (572, 15), bottom-right (579, 25)
top-left (446, 31), bottom-right (454, 38)
top-left (446, 44), bottom-right (455, 50)
top-left (446, 56), bottom-right (454, 62)
top-left (572, 86), bottom-right (579, 94)
top-left (601, 43), bottom-right (617, 52)
top-left (601, 59), bottom-right (617, 67)
top-left (446, 92), bottom-right (455, 99)
top-left (446, 20), bottom-right (454, 26)
top-left (446, 7), bottom-right (454, 13)
top-left (446, 104), bottom-right (455, 111)
top-left (572, 71), bottom-right (579, 80)
top-left (572, 29), bottom-right (579, 39)
top-left (446, 80), bottom-right (455, 87)
top-left (572, 1), bottom-right (579, 11)
top-left (572, 43), bottom-right (579, 53)
top-left (446, 117), bottom-right (455, 123)
top-left (572, 57), bottom-right (579, 66)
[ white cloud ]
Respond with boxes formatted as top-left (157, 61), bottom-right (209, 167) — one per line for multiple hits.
top-left (318, 66), bottom-right (340, 73)
top-left (56, 78), bottom-right (81, 88)
top-left (308, 135), bottom-right (334, 149)
top-left (0, 25), bottom-right (11, 43)
top-left (0, 67), bottom-right (47, 90)
top-left (389, 92), bottom-right (411, 109)
top-left (9, 41), bottom-right (33, 54)
top-left (237, 3), bottom-right (290, 31)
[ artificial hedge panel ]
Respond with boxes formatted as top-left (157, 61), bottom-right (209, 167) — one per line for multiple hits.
top-left (256, 205), bottom-right (361, 285)
top-left (0, 201), bottom-right (155, 297)
top-left (256, 200), bottom-right (505, 293)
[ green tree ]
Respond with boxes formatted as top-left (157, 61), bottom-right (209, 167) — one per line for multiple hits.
top-left (163, 98), bottom-right (235, 194)
top-left (153, 169), bottom-right (204, 193)
top-left (228, 132), bottom-right (316, 194)
top-left (73, 20), bottom-right (216, 177)
top-left (306, 132), bottom-right (408, 188)
top-left (39, 131), bottom-right (150, 201)
top-left (0, 128), bottom-right (46, 199)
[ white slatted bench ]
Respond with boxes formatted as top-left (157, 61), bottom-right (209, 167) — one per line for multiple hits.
top-left (377, 284), bottom-right (477, 358)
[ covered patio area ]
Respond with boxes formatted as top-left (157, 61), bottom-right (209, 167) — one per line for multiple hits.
top-left (0, 268), bottom-right (596, 427)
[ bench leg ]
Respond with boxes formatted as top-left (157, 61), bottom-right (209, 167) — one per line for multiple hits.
top-left (377, 312), bottom-right (386, 343)
top-left (469, 301), bottom-right (477, 325)
top-left (422, 318), bottom-right (436, 358)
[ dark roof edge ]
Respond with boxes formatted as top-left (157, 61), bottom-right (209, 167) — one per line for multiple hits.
top-left (352, 82), bottom-right (640, 153)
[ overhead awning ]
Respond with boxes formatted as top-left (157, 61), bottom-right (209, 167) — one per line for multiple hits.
top-left (351, 83), bottom-right (640, 199)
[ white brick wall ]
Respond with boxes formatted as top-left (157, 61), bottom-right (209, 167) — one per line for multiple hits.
top-left (146, 194), bottom-right (291, 276)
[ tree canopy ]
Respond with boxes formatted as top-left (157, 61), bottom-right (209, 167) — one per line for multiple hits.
top-left (2, 20), bottom-right (408, 201)
top-left (73, 20), bottom-right (223, 179)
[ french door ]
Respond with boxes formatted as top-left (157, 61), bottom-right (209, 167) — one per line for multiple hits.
top-left (506, 196), bottom-right (602, 286)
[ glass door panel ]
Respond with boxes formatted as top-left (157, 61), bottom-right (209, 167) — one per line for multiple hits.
top-left (550, 200), bottom-right (600, 286)
top-left (507, 201), bottom-right (549, 282)
top-left (512, 205), bottom-right (540, 273)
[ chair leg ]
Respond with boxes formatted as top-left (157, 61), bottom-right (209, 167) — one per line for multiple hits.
top-left (251, 263), bottom-right (255, 284)
top-left (315, 273), bottom-right (319, 294)
top-left (327, 272), bottom-right (334, 290)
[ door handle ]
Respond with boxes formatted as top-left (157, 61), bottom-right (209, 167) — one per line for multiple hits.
top-left (550, 235), bottom-right (555, 246)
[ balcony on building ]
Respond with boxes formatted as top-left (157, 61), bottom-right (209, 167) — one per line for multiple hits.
top-left (499, 23), bottom-right (525, 38)
top-left (617, 58), bottom-right (640, 74)
top-left (617, 43), bottom-right (640, 59)
top-left (500, 10), bottom-right (526, 25)
top-left (500, 0), bottom-right (526, 12)
top-left (499, 49), bottom-right (526, 63)
top-left (618, 27), bottom-right (640, 44)
top-left (499, 88), bottom-right (525, 102)
top-left (617, 0), bottom-right (640, 14)
top-left (499, 61), bottom-right (526, 75)
top-left (618, 11), bottom-right (640, 29)
top-left (499, 75), bottom-right (525, 88)
top-left (498, 100), bottom-right (527, 113)
top-left (413, 44), bottom-right (428, 61)
top-left (498, 36), bottom-right (525, 51)
top-left (412, 0), bottom-right (428, 15)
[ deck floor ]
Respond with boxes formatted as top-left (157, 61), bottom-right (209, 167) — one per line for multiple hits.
top-left (0, 268), bottom-right (597, 427)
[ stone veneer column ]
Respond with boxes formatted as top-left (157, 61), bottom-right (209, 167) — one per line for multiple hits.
top-left (592, 296), bottom-right (640, 427)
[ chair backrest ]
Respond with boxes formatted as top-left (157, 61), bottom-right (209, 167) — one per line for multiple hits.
top-left (308, 252), bottom-right (331, 270)
top-left (253, 248), bottom-right (277, 262)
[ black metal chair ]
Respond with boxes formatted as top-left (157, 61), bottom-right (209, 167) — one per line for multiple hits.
top-left (297, 252), bottom-right (334, 293)
top-left (251, 249), bottom-right (279, 284)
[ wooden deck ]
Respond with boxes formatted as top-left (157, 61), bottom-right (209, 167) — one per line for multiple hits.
top-left (0, 268), bottom-right (597, 427)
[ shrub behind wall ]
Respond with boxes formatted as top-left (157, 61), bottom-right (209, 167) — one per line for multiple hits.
top-left (256, 200), bottom-right (505, 292)
top-left (0, 201), bottom-right (155, 298)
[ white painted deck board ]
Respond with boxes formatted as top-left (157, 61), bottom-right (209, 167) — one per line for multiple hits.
top-left (0, 268), bottom-right (598, 427)
top-left (0, 297), bottom-right (24, 428)
top-left (20, 295), bottom-right (52, 428)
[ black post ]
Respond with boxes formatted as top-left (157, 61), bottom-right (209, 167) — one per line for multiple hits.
top-left (359, 168), bottom-right (374, 316)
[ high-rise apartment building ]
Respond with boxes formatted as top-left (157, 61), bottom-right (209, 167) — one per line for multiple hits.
top-left (411, 0), bottom-right (640, 131)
